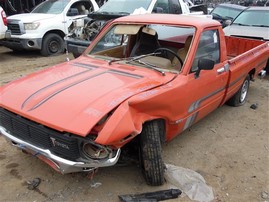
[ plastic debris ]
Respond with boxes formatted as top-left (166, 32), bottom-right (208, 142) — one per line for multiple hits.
top-left (90, 181), bottom-right (102, 188)
top-left (27, 177), bottom-right (41, 190)
top-left (118, 189), bottom-right (182, 202)
top-left (164, 164), bottom-right (214, 202)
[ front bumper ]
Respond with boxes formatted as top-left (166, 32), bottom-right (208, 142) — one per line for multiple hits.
top-left (2, 33), bottom-right (42, 51)
top-left (0, 126), bottom-right (121, 174)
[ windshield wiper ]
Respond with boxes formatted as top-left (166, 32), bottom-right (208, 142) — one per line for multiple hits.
top-left (108, 52), bottom-right (160, 65)
top-left (108, 52), bottom-right (165, 76)
top-left (232, 23), bottom-right (249, 26)
top-left (135, 60), bottom-right (166, 76)
top-left (116, 12), bottom-right (130, 15)
top-left (251, 24), bottom-right (269, 27)
top-left (212, 13), bottom-right (223, 18)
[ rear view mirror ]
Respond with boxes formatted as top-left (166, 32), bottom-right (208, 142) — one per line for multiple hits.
top-left (195, 58), bottom-right (215, 78)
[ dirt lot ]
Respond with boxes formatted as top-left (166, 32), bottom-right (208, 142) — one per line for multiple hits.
top-left (0, 46), bottom-right (268, 202)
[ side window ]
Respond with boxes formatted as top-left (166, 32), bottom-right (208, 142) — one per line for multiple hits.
top-left (153, 0), bottom-right (170, 13)
top-left (191, 30), bottom-right (220, 72)
top-left (70, 1), bottom-right (93, 16)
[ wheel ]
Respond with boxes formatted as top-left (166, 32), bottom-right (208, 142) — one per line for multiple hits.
top-left (41, 33), bottom-right (64, 56)
top-left (139, 119), bottom-right (165, 186)
top-left (154, 48), bottom-right (183, 67)
top-left (226, 75), bottom-right (250, 107)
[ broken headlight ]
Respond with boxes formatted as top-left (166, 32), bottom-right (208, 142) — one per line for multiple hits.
top-left (82, 141), bottom-right (112, 160)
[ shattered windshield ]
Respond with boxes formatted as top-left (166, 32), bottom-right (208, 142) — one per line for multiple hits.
top-left (87, 23), bottom-right (195, 73)
top-left (31, 0), bottom-right (69, 14)
top-left (97, 0), bottom-right (152, 14)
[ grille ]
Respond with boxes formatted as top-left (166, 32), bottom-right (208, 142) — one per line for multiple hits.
top-left (0, 108), bottom-right (80, 161)
top-left (7, 23), bottom-right (22, 35)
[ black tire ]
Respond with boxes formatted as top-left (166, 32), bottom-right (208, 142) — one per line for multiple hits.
top-left (226, 74), bottom-right (250, 107)
top-left (139, 119), bottom-right (165, 186)
top-left (41, 33), bottom-right (64, 56)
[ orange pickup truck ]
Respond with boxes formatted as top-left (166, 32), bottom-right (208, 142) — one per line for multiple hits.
top-left (0, 14), bottom-right (268, 186)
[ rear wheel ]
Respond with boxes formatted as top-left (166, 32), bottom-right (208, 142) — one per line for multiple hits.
top-left (226, 75), bottom-right (250, 107)
top-left (139, 119), bottom-right (165, 186)
top-left (41, 33), bottom-right (64, 56)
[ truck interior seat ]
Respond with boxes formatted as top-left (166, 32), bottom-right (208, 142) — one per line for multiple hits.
top-left (130, 31), bottom-right (161, 57)
top-left (172, 35), bottom-right (193, 67)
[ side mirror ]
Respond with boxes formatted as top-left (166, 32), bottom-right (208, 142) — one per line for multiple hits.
top-left (67, 8), bottom-right (79, 16)
top-left (195, 58), bottom-right (215, 78)
top-left (225, 19), bottom-right (232, 26)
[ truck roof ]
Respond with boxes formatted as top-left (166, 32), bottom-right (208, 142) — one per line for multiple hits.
top-left (113, 14), bottom-right (220, 29)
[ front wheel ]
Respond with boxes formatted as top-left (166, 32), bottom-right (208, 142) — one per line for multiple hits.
top-left (139, 119), bottom-right (165, 186)
top-left (41, 33), bottom-right (64, 56)
top-left (226, 74), bottom-right (250, 107)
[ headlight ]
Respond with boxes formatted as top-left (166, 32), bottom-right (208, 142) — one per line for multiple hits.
top-left (82, 141), bottom-right (111, 160)
top-left (24, 22), bottom-right (40, 30)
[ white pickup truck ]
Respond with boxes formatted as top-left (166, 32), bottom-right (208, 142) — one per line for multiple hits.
top-left (65, 0), bottom-right (208, 57)
top-left (2, 0), bottom-right (99, 56)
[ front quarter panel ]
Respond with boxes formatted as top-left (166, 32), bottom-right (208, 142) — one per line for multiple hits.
top-left (95, 77), bottom-right (188, 147)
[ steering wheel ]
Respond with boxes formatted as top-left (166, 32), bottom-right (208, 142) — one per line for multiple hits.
top-left (154, 48), bottom-right (183, 67)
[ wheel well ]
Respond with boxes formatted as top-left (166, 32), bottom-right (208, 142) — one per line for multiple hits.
top-left (43, 30), bottom-right (66, 39)
top-left (142, 118), bottom-right (166, 144)
top-left (249, 68), bottom-right (255, 80)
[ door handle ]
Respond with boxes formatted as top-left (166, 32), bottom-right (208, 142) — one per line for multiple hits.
top-left (217, 67), bottom-right (225, 74)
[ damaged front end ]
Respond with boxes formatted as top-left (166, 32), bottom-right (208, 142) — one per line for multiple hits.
top-left (65, 12), bottom-right (128, 57)
top-left (0, 108), bottom-right (120, 174)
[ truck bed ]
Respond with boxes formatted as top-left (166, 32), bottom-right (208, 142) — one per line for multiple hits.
top-left (223, 36), bottom-right (268, 104)
top-left (225, 36), bottom-right (265, 59)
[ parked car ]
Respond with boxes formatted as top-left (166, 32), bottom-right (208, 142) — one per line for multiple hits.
top-left (0, 6), bottom-right (7, 40)
top-left (65, 0), bottom-right (209, 58)
top-left (223, 6), bottom-right (269, 72)
top-left (1, 14), bottom-right (268, 185)
top-left (210, 3), bottom-right (246, 27)
top-left (1, 0), bottom-right (99, 56)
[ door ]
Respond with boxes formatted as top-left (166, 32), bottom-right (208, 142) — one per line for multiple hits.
top-left (182, 29), bottom-right (229, 130)
top-left (64, 0), bottom-right (96, 33)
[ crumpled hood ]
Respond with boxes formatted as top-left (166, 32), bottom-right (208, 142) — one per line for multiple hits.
top-left (7, 13), bottom-right (56, 23)
top-left (224, 24), bottom-right (269, 41)
top-left (0, 57), bottom-right (175, 136)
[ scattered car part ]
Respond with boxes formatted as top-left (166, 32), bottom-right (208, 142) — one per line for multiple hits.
top-left (27, 177), bottom-right (41, 190)
top-left (118, 189), bottom-right (182, 202)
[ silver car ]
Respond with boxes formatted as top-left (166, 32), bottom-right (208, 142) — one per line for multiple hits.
top-left (223, 7), bottom-right (269, 41)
